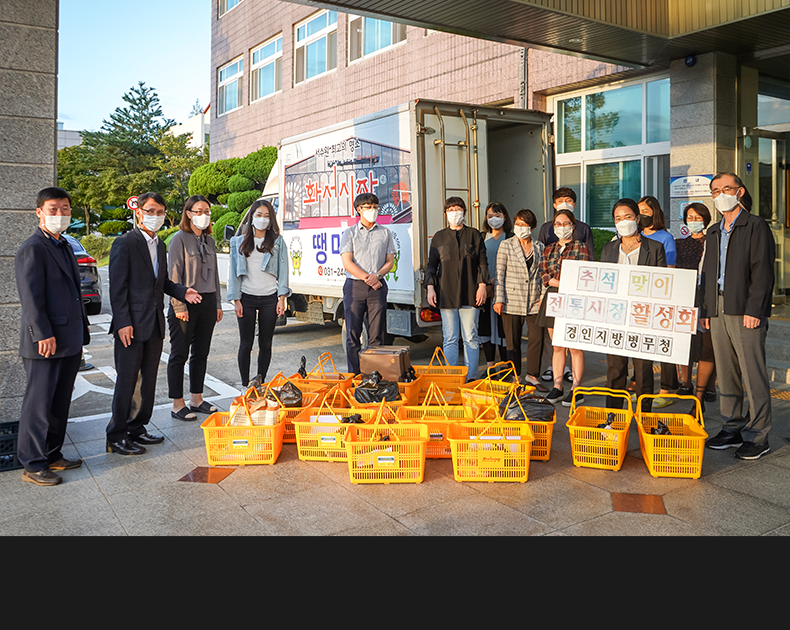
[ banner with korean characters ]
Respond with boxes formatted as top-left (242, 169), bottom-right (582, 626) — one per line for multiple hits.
top-left (551, 260), bottom-right (699, 364)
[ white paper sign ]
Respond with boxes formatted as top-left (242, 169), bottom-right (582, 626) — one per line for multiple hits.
top-left (554, 260), bottom-right (698, 364)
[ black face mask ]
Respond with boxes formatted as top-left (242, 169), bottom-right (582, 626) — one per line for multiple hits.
top-left (639, 214), bottom-right (653, 228)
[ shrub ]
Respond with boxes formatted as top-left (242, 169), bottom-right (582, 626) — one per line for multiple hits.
top-left (591, 228), bottom-right (615, 261)
top-left (98, 220), bottom-right (132, 236)
top-left (188, 162), bottom-right (228, 197)
top-left (211, 205), bottom-right (231, 222)
top-left (81, 234), bottom-right (115, 260)
top-left (212, 211), bottom-right (241, 244)
top-left (214, 157), bottom-right (242, 177)
top-left (237, 146), bottom-right (277, 184)
top-left (228, 173), bottom-right (255, 193)
top-left (228, 189), bottom-right (261, 215)
top-left (101, 207), bottom-right (131, 221)
top-left (216, 193), bottom-right (230, 206)
top-left (157, 225), bottom-right (180, 242)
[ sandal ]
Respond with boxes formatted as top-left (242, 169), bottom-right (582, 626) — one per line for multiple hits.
top-left (172, 407), bottom-right (197, 421)
top-left (190, 401), bottom-right (218, 414)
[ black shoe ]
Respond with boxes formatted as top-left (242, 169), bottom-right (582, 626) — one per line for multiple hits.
top-left (563, 370), bottom-right (573, 384)
top-left (562, 389), bottom-right (584, 407)
top-left (706, 430), bottom-right (743, 450)
top-left (544, 387), bottom-right (564, 404)
top-left (23, 469), bottom-right (62, 486)
top-left (704, 390), bottom-right (717, 403)
top-left (676, 385), bottom-right (693, 397)
top-left (129, 431), bottom-right (164, 445)
top-left (540, 368), bottom-right (553, 382)
top-left (734, 441), bottom-right (770, 460)
top-left (106, 438), bottom-right (146, 456)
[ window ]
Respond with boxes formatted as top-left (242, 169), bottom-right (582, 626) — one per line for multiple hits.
top-left (218, 57), bottom-right (243, 116)
top-left (294, 10), bottom-right (337, 84)
top-left (219, 0), bottom-right (241, 17)
top-left (251, 36), bottom-right (282, 102)
top-left (349, 16), bottom-right (406, 61)
top-left (551, 76), bottom-right (671, 229)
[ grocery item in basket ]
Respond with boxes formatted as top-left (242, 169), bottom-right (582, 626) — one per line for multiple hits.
top-left (354, 371), bottom-right (400, 404)
top-left (340, 413), bottom-right (365, 424)
top-left (266, 381), bottom-right (303, 408)
top-left (297, 356), bottom-right (308, 379)
top-left (499, 388), bottom-right (555, 422)
top-left (401, 366), bottom-right (417, 383)
top-left (650, 419), bottom-right (673, 435)
top-left (596, 412), bottom-right (617, 429)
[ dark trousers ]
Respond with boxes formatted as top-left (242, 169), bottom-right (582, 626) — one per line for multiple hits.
top-left (167, 293), bottom-right (217, 399)
top-left (107, 331), bottom-right (164, 442)
top-left (343, 278), bottom-right (388, 375)
top-left (502, 312), bottom-right (544, 377)
top-left (607, 354), bottom-right (653, 413)
top-left (236, 292), bottom-right (278, 386)
top-left (18, 353), bottom-right (81, 472)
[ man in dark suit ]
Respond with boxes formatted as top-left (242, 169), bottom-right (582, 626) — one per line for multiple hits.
top-left (106, 192), bottom-right (201, 455)
top-left (15, 187), bottom-right (90, 486)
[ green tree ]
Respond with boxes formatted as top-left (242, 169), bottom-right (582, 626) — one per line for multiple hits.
top-left (152, 132), bottom-right (208, 225)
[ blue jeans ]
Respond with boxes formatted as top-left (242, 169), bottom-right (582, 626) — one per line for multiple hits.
top-left (440, 307), bottom-right (480, 380)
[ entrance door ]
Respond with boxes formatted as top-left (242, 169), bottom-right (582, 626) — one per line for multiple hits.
top-left (756, 132), bottom-right (787, 302)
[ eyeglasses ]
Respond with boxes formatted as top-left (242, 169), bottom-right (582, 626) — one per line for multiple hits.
top-left (553, 222), bottom-right (573, 228)
top-left (189, 209), bottom-right (211, 215)
top-left (711, 185), bottom-right (740, 198)
top-left (140, 208), bottom-right (166, 216)
top-left (358, 205), bottom-right (379, 211)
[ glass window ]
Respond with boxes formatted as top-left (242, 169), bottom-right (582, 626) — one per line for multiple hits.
top-left (218, 57), bottom-right (243, 116)
top-left (647, 78), bottom-right (670, 143)
top-left (295, 11), bottom-right (337, 84)
top-left (586, 84), bottom-right (642, 150)
top-left (349, 16), bottom-right (407, 61)
top-left (758, 94), bottom-right (790, 126)
top-left (586, 160), bottom-right (641, 228)
top-left (557, 96), bottom-right (582, 154)
top-left (251, 36), bottom-right (282, 102)
top-left (219, 0), bottom-right (241, 17)
top-left (557, 165), bottom-right (581, 201)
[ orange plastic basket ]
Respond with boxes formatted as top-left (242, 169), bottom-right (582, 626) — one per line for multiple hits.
top-left (397, 382), bottom-right (474, 458)
top-left (289, 352), bottom-right (354, 396)
top-left (460, 362), bottom-right (531, 419)
top-left (352, 375), bottom-right (423, 406)
top-left (494, 386), bottom-right (557, 461)
top-left (260, 372), bottom-right (328, 443)
top-left (636, 394), bottom-right (708, 479)
top-left (293, 391), bottom-right (379, 462)
top-left (413, 347), bottom-right (468, 404)
top-left (344, 402), bottom-right (429, 484)
top-left (448, 416), bottom-right (535, 483)
top-left (566, 387), bottom-right (633, 471)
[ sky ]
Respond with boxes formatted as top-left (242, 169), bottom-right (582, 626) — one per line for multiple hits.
top-left (58, 0), bottom-right (211, 132)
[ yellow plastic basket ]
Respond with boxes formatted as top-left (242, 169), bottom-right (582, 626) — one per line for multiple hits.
top-left (289, 352), bottom-right (355, 396)
top-left (636, 394), bottom-right (708, 479)
top-left (293, 392), bottom-right (379, 463)
top-left (397, 382), bottom-right (475, 458)
top-left (448, 417), bottom-right (535, 483)
top-left (413, 347), bottom-right (468, 404)
top-left (566, 387), bottom-right (633, 471)
top-left (201, 408), bottom-right (284, 467)
top-left (460, 362), bottom-right (531, 419)
top-left (344, 403), bottom-right (429, 484)
top-left (494, 386), bottom-right (557, 461)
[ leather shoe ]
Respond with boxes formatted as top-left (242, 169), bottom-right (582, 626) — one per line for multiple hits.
top-left (129, 431), bottom-right (164, 445)
top-left (106, 438), bottom-right (146, 456)
top-left (49, 457), bottom-right (83, 470)
top-left (23, 469), bottom-right (63, 486)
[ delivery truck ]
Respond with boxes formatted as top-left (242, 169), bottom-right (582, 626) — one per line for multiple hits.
top-left (251, 99), bottom-right (554, 347)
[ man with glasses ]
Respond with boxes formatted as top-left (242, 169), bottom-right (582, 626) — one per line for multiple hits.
top-left (15, 188), bottom-right (90, 485)
top-left (700, 172), bottom-right (775, 460)
top-left (106, 192), bottom-right (202, 455)
top-left (339, 193), bottom-right (396, 375)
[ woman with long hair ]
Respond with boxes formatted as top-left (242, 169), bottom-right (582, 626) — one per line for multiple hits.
top-left (227, 198), bottom-right (290, 385)
top-left (167, 195), bottom-right (223, 420)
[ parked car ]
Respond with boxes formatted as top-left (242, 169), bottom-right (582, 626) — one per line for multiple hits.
top-left (62, 234), bottom-right (102, 315)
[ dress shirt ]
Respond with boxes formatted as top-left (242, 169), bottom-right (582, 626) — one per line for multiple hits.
top-left (339, 221), bottom-right (396, 279)
top-left (718, 208), bottom-right (742, 291)
top-left (138, 227), bottom-right (158, 279)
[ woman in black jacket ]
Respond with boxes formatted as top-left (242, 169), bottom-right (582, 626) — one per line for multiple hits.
top-left (600, 198), bottom-right (666, 413)
top-left (425, 197), bottom-right (490, 381)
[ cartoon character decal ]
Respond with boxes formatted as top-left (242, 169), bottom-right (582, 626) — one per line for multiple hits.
top-left (289, 236), bottom-right (303, 276)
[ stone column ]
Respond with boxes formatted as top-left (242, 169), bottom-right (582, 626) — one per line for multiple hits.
top-left (0, 1), bottom-right (59, 424)
top-left (668, 52), bottom-right (737, 234)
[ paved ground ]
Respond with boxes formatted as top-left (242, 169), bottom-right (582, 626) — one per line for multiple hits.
top-left (1, 269), bottom-right (788, 536)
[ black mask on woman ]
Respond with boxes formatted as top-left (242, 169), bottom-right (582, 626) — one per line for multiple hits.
top-left (639, 214), bottom-right (653, 229)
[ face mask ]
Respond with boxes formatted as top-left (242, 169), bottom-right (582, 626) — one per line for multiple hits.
top-left (713, 192), bottom-right (740, 213)
top-left (487, 216), bottom-right (505, 230)
top-left (616, 219), bottom-right (638, 237)
top-left (513, 225), bottom-right (531, 240)
top-left (554, 225), bottom-right (573, 240)
top-left (639, 214), bottom-right (653, 228)
top-left (361, 209), bottom-right (378, 224)
top-left (43, 215), bottom-right (71, 234)
top-left (191, 214), bottom-right (211, 230)
top-left (141, 213), bottom-right (165, 232)
top-left (555, 202), bottom-right (575, 213)
top-left (252, 216), bottom-right (270, 231)
top-left (687, 221), bottom-right (705, 234)
top-left (447, 211), bottom-right (464, 227)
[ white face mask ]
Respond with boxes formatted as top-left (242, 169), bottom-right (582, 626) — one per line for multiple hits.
top-left (555, 202), bottom-right (575, 213)
top-left (361, 209), bottom-right (378, 224)
top-left (713, 192), bottom-right (740, 213)
top-left (687, 221), bottom-right (705, 234)
top-left (252, 216), bottom-right (270, 231)
top-left (554, 225), bottom-right (573, 240)
top-left (616, 219), bottom-right (638, 237)
top-left (447, 210), bottom-right (465, 227)
top-left (141, 213), bottom-right (165, 232)
top-left (191, 214), bottom-right (211, 230)
top-left (487, 216), bottom-right (505, 230)
top-left (513, 225), bottom-right (531, 240)
top-left (43, 215), bottom-right (71, 234)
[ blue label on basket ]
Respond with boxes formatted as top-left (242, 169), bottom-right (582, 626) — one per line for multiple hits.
top-left (430, 432), bottom-right (444, 441)
top-left (320, 435), bottom-right (337, 444)
top-left (377, 455), bottom-right (396, 465)
top-left (232, 439), bottom-right (249, 448)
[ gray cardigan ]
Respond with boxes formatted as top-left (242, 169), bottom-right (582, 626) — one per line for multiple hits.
top-left (168, 229), bottom-right (222, 313)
